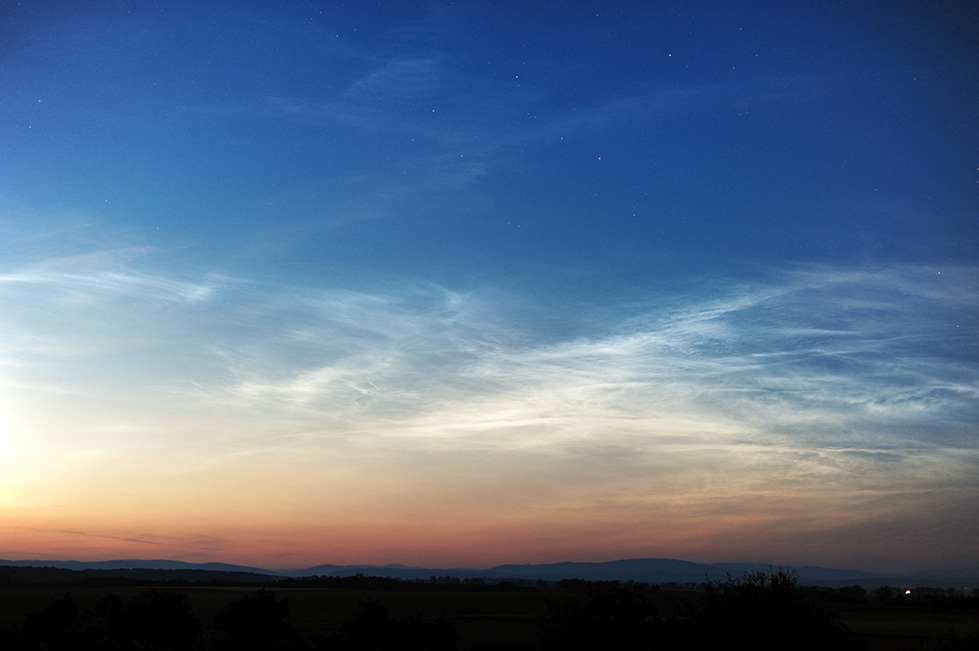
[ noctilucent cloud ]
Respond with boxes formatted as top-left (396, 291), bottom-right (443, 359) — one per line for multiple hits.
top-left (1, 2), bottom-right (976, 573)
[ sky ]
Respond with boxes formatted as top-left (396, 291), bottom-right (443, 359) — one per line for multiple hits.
top-left (1, 1), bottom-right (977, 574)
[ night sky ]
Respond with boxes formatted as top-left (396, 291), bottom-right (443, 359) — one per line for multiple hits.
top-left (1, 1), bottom-right (977, 572)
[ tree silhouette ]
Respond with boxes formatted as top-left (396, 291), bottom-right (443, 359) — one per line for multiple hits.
top-left (675, 569), bottom-right (861, 651)
top-left (319, 598), bottom-right (457, 651)
top-left (22, 595), bottom-right (81, 651)
top-left (214, 589), bottom-right (302, 650)
top-left (535, 584), bottom-right (652, 651)
top-left (95, 589), bottom-right (200, 650)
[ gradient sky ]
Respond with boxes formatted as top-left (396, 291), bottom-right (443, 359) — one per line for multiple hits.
top-left (1, 1), bottom-right (977, 573)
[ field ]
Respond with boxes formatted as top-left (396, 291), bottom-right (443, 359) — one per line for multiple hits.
top-left (1, 580), bottom-right (976, 650)
top-left (834, 601), bottom-right (978, 651)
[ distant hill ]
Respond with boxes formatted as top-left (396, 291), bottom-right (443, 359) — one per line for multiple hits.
top-left (0, 558), bottom-right (276, 574)
top-left (485, 558), bottom-right (716, 583)
top-left (3, 557), bottom-right (975, 589)
top-left (0, 563), bottom-right (277, 585)
top-left (288, 558), bottom-right (893, 587)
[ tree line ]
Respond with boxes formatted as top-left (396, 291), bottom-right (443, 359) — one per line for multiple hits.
top-left (2, 569), bottom-right (977, 650)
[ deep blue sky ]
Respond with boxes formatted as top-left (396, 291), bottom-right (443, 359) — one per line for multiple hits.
top-left (1, 2), bottom-right (977, 570)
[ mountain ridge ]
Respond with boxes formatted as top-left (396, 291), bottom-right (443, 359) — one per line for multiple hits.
top-left (3, 557), bottom-right (976, 589)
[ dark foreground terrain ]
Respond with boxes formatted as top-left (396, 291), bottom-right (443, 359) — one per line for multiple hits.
top-left (1, 568), bottom-right (976, 650)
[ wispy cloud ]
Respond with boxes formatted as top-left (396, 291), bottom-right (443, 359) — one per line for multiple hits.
top-left (535, 73), bottom-right (838, 139)
top-left (346, 56), bottom-right (443, 102)
top-left (255, 152), bottom-right (489, 225)
top-left (1, 262), bottom-right (217, 307)
top-left (2, 251), bottom-right (975, 566)
top-left (138, 262), bottom-right (975, 502)
top-left (7, 255), bottom-right (973, 454)
top-left (253, 52), bottom-right (453, 137)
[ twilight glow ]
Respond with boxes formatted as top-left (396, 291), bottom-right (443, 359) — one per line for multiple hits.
top-left (1, 2), bottom-right (977, 573)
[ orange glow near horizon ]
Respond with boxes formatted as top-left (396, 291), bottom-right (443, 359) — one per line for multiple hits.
top-left (3, 374), bottom-right (977, 574)
top-left (4, 458), bottom-right (974, 573)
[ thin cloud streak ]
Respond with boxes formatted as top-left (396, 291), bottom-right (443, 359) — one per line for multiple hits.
top-left (12, 525), bottom-right (168, 548)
